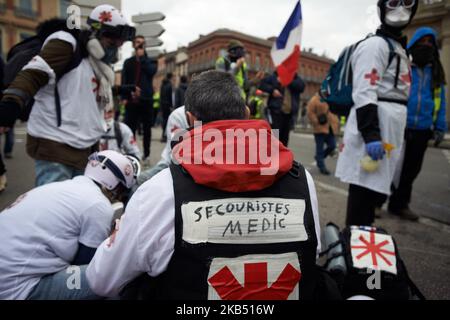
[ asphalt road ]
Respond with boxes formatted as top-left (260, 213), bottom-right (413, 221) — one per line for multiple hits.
top-left (0, 124), bottom-right (449, 299)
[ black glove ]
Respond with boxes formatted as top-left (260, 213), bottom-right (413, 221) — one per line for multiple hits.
top-left (434, 130), bottom-right (445, 147)
top-left (0, 100), bottom-right (21, 128)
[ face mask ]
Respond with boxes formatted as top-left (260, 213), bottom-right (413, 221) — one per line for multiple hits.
top-left (411, 45), bottom-right (434, 67)
top-left (102, 46), bottom-right (119, 64)
top-left (229, 47), bottom-right (245, 62)
top-left (385, 6), bottom-right (412, 28)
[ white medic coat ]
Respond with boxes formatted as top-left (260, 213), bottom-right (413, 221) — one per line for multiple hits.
top-left (25, 31), bottom-right (106, 149)
top-left (335, 36), bottom-right (412, 195)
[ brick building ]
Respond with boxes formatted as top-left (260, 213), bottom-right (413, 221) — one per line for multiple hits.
top-left (153, 47), bottom-right (188, 92)
top-left (0, 0), bottom-right (66, 58)
top-left (186, 28), bottom-right (334, 105)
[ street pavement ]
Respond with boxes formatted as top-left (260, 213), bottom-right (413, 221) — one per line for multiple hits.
top-left (0, 124), bottom-right (449, 299)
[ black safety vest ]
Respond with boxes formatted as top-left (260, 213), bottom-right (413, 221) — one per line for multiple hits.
top-left (141, 161), bottom-right (319, 301)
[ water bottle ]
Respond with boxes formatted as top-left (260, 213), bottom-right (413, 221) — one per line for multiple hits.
top-left (323, 223), bottom-right (347, 275)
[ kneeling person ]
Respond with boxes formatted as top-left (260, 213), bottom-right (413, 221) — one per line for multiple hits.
top-left (0, 150), bottom-right (140, 300)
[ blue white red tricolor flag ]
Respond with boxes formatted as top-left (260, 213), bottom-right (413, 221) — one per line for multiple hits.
top-left (271, 1), bottom-right (303, 86)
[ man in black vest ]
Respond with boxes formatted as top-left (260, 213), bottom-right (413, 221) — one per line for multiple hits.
top-left (86, 71), bottom-right (326, 300)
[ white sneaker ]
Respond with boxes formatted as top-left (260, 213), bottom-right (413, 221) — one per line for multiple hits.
top-left (0, 175), bottom-right (7, 193)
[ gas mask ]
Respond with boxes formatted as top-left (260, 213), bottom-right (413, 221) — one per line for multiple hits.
top-left (385, 6), bottom-right (412, 28)
top-left (102, 45), bottom-right (119, 64)
top-left (228, 47), bottom-right (245, 62)
top-left (87, 38), bottom-right (119, 64)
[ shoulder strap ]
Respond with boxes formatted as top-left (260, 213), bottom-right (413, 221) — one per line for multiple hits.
top-left (114, 121), bottom-right (123, 149)
top-left (372, 35), bottom-right (402, 88)
top-left (53, 34), bottom-right (84, 127)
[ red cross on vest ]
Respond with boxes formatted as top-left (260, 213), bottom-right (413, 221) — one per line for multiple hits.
top-left (351, 231), bottom-right (395, 267)
top-left (208, 262), bottom-right (301, 300)
top-left (365, 69), bottom-right (380, 86)
top-left (92, 77), bottom-right (99, 93)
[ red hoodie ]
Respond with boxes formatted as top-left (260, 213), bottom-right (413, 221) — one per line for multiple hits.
top-left (172, 120), bottom-right (294, 193)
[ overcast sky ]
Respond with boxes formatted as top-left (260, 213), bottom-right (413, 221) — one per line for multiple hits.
top-left (120, 0), bottom-right (379, 61)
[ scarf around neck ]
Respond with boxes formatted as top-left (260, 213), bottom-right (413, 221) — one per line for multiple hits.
top-left (86, 38), bottom-right (115, 112)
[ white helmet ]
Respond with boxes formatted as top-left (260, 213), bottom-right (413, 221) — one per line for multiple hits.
top-left (85, 150), bottom-right (141, 190)
top-left (87, 4), bottom-right (135, 41)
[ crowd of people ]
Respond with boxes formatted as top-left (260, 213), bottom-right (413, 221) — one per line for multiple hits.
top-left (0, 0), bottom-right (447, 301)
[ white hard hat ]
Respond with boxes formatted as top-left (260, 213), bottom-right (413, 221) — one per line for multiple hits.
top-left (85, 150), bottom-right (141, 190)
top-left (87, 4), bottom-right (135, 41)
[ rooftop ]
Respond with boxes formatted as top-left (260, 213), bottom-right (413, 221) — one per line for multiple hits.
top-left (188, 28), bottom-right (334, 64)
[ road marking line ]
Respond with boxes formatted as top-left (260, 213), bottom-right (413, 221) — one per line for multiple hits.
top-left (399, 246), bottom-right (450, 259)
top-left (14, 129), bottom-right (27, 136)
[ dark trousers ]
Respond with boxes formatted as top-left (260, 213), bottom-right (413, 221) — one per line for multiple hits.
top-left (124, 101), bottom-right (153, 159)
top-left (152, 108), bottom-right (160, 127)
top-left (314, 132), bottom-right (336, 169)
top-left (4, 128), bottom-right (14, 154)
top-left (0, 152), bottom-right (5, 176)
top-left (388, 129), bottom-right (432, 212)
top-left (0, 135), bottom-right (5, 175)
top-left (270, 110), bottom-right (292, 147)
top-left (346, 184), bottom-right (387, 226)
top-left (161, 105), bottom-right (172, 139)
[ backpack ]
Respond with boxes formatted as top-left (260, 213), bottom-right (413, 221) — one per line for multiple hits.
top-left (320, 35), bottom-right (399, 117)
top-left (4, 19), bottom-right (86, 126)
top-left (321, 224), bottom-right (425, 300)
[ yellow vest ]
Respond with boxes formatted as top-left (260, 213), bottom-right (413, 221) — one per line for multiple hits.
top-left (433, 87), bottom-right (442, 123)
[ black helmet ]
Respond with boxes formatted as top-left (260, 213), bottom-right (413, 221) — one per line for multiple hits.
top-left (377, 0), bottom-right (419, 29)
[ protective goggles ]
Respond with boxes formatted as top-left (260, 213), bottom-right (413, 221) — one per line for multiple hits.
top-left (386, 0), bottom-right (416, 9)
top-left (88, 18), bottom-right (136, 41)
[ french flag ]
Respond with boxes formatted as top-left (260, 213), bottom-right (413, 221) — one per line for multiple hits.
top-left (271, 1), bottom-right (303, 86)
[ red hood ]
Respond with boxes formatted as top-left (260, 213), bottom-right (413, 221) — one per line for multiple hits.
top-left (172, 120), bottom-right (294, 193)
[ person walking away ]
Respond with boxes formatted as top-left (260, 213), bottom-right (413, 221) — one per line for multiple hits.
top-left (160, 73), bottom-right (175, 142)
top-left (122, 35), bottom-right (158, 163)
top-left (386, 27), bottom-right (447, 220)
top-left (259, 72), bottom-right (305, 147)
top-left (307, 93), bottom-right (339, 175)
top-left (335, 0), bottom-right (418, 226)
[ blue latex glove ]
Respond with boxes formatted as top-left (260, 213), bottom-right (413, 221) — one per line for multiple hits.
top-left (366, 141), bottom-right (385, 161)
